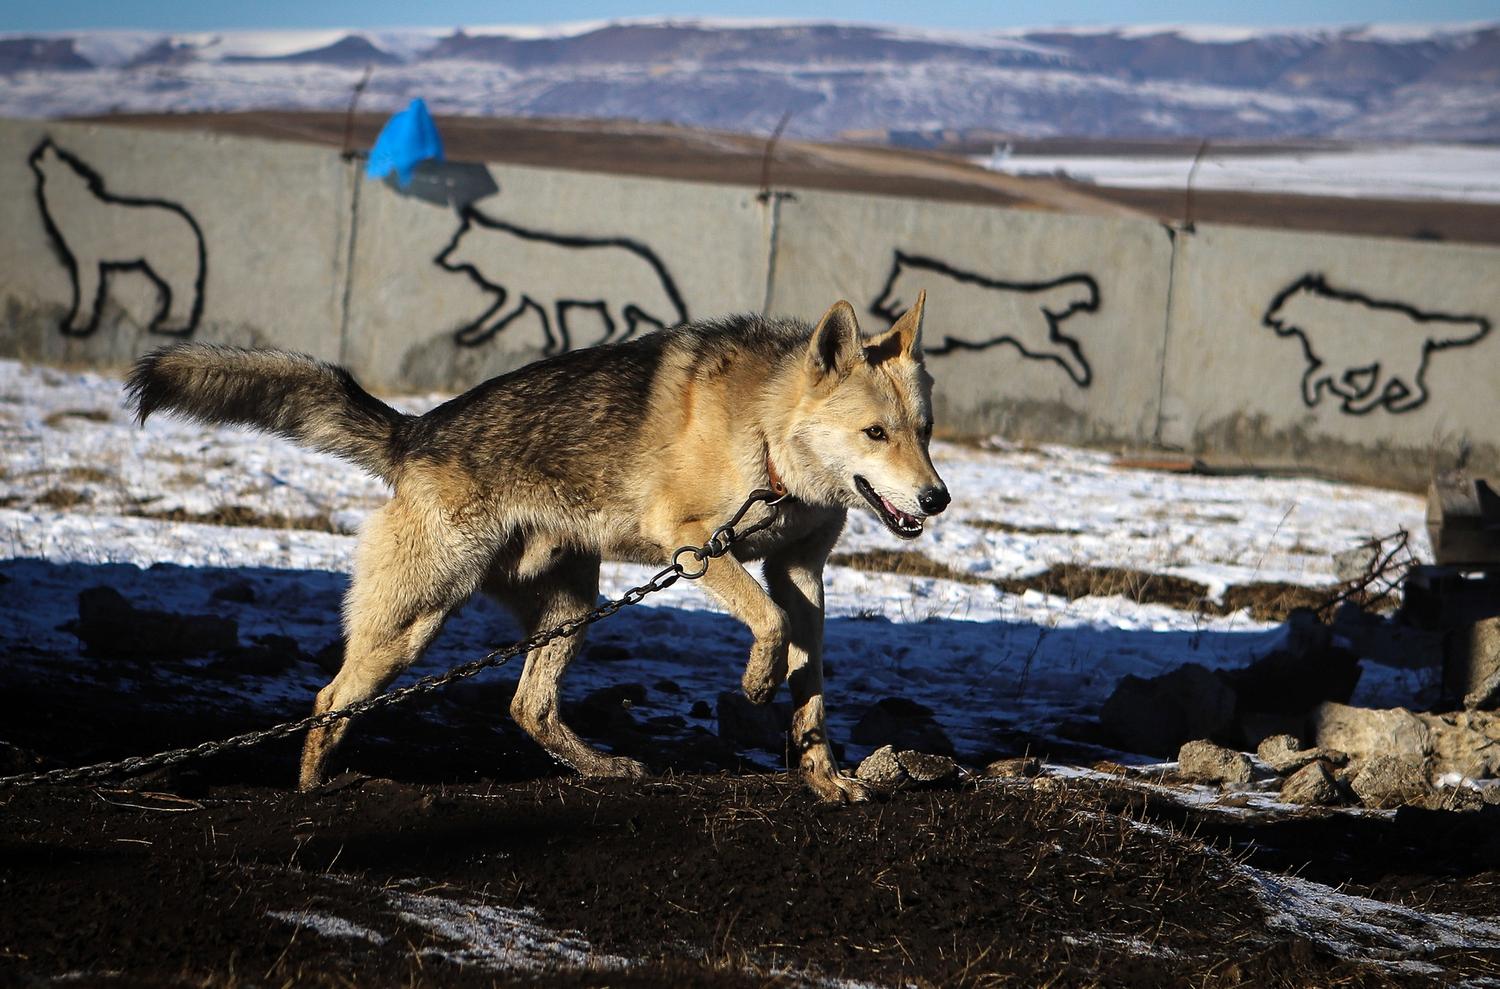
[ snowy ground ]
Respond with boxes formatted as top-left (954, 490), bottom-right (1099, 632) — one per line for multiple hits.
top-left (978, 143), bottom-right (1500, 204)
top-left (0, 358), bottom-right (1431, 766)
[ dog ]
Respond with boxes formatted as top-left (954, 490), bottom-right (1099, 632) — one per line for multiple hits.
top-left (29, 138), bottom-right (207, 337)
top-left (438, 208), bottom-right (689, 353)
top-left (872, 251), bottom-right (1099, 386)
top-left (127, 294), bottom-right (949, 802)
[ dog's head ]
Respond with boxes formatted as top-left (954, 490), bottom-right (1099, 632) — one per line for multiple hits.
top-left (786, 292), bottom-right (949, 539)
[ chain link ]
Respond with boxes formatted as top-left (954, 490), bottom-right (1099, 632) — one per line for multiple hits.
top-left (0, 489), bottom-right (786, 790)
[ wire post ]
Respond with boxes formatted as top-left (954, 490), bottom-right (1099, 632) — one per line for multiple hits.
top-left (340, 65), bottom-right (374, 161)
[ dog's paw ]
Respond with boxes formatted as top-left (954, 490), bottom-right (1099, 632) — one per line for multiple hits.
top-left (583, 754), bottom-right (650, 780)
top-left (805, 770), bottom-right (875, 805)
top-left (741, 638), bottom-right (788, 705)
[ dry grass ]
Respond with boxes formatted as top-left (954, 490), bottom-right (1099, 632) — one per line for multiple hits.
top-left (42, 409), bottom-right (112, 428)
top-left (970, 519), bottom-right (1082, 537)
top-left (32, 487), bottom-right (93, 509)
top-left (830, 548), bottom-right (1338, 622)
top-left (130, 504), bottom-right (340, 532)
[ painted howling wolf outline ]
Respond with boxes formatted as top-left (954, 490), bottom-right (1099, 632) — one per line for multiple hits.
top-left (1262, 274), bottom-right (1492, 416)
top-left (870, 251), bottom-right (1101, 387)
top-left (28, 138), bottom-right (207, 337)
top-left (436, 206), bottom-right (689, 353)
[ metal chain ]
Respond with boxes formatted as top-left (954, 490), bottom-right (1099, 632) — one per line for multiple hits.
top-left (0, 489), bottom-right (786, 789)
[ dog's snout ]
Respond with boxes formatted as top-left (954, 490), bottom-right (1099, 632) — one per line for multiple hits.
top-left (918, 485), bottom-right (950, 515)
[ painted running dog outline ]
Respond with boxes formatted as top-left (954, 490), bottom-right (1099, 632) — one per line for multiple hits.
top-left (1263, 274), bottom-right (1491, 416)
top-left (436, 206), bottom-right (689, 353)
top-left (28, 138), bottom-right (206, 337)
top-left (870, 251), bottom-right (1100, 387)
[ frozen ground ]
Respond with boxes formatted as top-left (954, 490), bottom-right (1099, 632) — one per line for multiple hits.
top-left (979, 143), bottom-right (1500, 204)
top-left (0, 358), bottom-right (1430, 764)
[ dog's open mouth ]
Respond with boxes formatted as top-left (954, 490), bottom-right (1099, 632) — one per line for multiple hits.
top-left (854, 475), bottom-right (925, 539)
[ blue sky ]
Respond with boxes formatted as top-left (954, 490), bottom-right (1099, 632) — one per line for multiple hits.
top-left (9, 0), bottom-right (1500, 32)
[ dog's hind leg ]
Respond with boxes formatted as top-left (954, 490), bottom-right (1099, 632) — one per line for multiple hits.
top-left (491, 550), bottom-right (647, 779)
top-left (298, 495), bottom-right (487, 790)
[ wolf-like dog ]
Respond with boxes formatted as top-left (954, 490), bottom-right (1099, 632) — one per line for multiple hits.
top-left (127, 295), bottom-right (949, 802)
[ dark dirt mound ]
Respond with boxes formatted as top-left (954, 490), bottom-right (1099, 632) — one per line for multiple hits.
top-left (2, 772), bottom-right (1457, 988)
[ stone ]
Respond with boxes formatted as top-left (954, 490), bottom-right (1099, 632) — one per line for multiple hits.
top-left (1350, 756), bottom-right (1430, 810)
top-left (1311, 703), bottom-right (1430, 763)
top-left (1418, 786), bottom-right (1486, 813)
top-left (1279, 761), bottom-right (1341, 806)
top-left (850, 698), bottom-right (954, 756)
top-left (1100, 663), bottom-right (1237, 757)
top-left (1448, 616), bottom-right (1500, 708)
top-left (1255, 734), bottom-right (1336, 775)
top-left (1465, 670), bottom-right (1500, 711)
top-left (1177, 740), bottom-right (1253, 786)
top-left (715, 691), bottom-right (790, 753)
top-left (74, 586), bottom-right (238, 660)
top-left (984, 756), bottom-right (1043, 779)
top-left (895, 750), bottom-right (959, 784)
top-left (1420, 709), bottom-right (1500, 779)
top-left (855, 745), bottom-right (907, 790)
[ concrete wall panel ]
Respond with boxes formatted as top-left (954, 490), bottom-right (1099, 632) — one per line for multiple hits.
top-left (1162, 224), bottom-right (1500, 486)
top-left (341, 164), bottom-right (771, 391)
top-left (767, 189), bottom-right (1174, 446)
top-left (0, 119), bottom-right (349, 368)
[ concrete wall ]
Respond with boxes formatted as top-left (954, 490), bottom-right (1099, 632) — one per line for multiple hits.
top-left (1161, 224), bottom-right (1500, 486)
top-left (0, 119), bottom-right (350, 367)
top-left (767, 189), bottom-right (1174, 447)
top-left (342, 161), bottom-right (771, 392)
top-left (2, 117), bottom-right (1497, 487)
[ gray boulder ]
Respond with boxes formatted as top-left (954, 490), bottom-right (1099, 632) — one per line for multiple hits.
top-left (1279, 761), bottom-right (1342, 806)
top-left (1350, 755), bottom-right (1430, 809)
top-left (1178, 740), bottom-right (1253, 786)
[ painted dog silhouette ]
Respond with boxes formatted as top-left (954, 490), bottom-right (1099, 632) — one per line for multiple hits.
top-left (437, 207), bottom-right (689, 353)
top-left (871, 251), bottom-right (1100, 386)
top-left (29, 139), bottom-right (206, 337)
top-left (1263, 274), bottom-right (1491, 415)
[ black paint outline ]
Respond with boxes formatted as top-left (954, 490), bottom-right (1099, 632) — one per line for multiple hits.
top-left (869, 251), bottom-right (1100, 387)
top-left (1262, 273), bottom-right (1492, 416)
top-left (28, 137), bottom-right (207, 338)
top-left (435, 206), bottom-right (689, 353)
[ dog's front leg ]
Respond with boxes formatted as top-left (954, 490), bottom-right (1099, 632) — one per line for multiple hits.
top-left (763, 536), bottom-right (872, 804)
top-left (692, 551), bottom-right (790, 705)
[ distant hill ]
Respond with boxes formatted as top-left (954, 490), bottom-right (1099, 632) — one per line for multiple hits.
top-left (3, 19), bottom-right (1497, 141)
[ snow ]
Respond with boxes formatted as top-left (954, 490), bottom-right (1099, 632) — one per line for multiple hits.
top-left (979, 144), bottom-right (1500, 204)
top-left (0, 357), bottom-right (1429, 764)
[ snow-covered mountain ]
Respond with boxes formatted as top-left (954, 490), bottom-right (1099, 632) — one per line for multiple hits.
top-left (2, 18), bottom-right (1497, 141)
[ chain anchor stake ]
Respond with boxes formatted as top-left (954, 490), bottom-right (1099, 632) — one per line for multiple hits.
top-left (0, 488), bottom-right (786, 790)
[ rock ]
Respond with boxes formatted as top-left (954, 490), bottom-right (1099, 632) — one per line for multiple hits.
top-left (1177, 740), bottom-right (1253, 786)
top-left (855, 745), bottom-right (907, 790)
top-left (1100, 663), bottom-right (1237, 757)
top-left (585, 643), bottom-right (633, 663)
top-left (1419, 785), bottom-right (1486, 813)
top-left (1256, 734), bottom-right (1327, 774)
top-left (1465, 670), bottom-right (1500, 711)
top-left (1311, 703), bottom-right (1430, 763)
top-left (75, 586), bottom-right (238, 660)
top-left (0, 741), bottom-right (43, 776)
top-left (1350, 756), bottom-right (1430, 809)
top-left (984, 756), bottom-right (1042, 779)
top-left (1447, 616), bottom-right (1500, 708)
top-left (571, 684), bottom-right (647, 735)
top-left (1279, 761), bottom-right (1342, 806)
top-left (312, 639), bottom-right (345, 675)
top-left (851, 698), bottom-right (954, 756)
top-left (210, 579), bottom-right (256, 604)
top-left (688, 700), bottom-right (712, 719)
top-left (715, 691), bottom-right (790, 753)
top-left (895, 750), bottom-right (959, 784)
top-left (1421, 709), bottom-right (1500, 779)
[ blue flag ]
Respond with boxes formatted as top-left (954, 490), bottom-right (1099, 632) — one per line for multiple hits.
top-left (366, 98), bottom-right (444, 187)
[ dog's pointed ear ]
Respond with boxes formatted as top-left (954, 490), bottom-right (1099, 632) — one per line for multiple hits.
top-left (808, 300), bottom-right (864, 378)
top-left (866, 289), bottom-right (925, 364)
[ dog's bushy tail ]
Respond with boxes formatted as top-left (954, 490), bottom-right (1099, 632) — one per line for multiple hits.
top-left (127, 344), bottom-right (412, 483)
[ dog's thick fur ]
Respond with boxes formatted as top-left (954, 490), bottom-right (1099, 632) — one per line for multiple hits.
top-left (127, 297), bottom-right (948, 802)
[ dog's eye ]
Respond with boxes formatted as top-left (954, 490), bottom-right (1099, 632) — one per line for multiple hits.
top-left (863, 425), bottom-right (888, 442)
